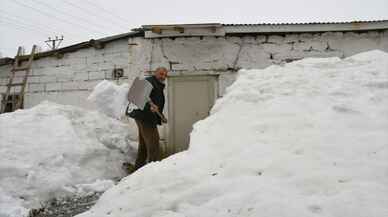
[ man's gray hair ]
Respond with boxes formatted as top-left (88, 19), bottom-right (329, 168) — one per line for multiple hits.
top-left (155, 67), bottom-right (168, 73)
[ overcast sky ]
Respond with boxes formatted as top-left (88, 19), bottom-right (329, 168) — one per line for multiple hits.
top-left (0, 0), bottom-right (387, 57)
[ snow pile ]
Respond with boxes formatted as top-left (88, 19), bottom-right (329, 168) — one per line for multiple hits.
top-left (74, 180), bottom-right (116, 195)
top-left (0, 101), bottom-right (137, 217)
top-left (76, 50), bottom-right (388, 217)
top-left (88, 80), bottom-right (129, 119)
top-left (0, 189), bottom-right (27, 217)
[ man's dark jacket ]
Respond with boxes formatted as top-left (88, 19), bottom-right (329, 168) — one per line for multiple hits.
top-left (128, 76), bottom-right (165, 126)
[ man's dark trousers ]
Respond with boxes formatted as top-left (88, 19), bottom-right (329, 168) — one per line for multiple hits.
top-left (134, 120), bottom-right (161, 170)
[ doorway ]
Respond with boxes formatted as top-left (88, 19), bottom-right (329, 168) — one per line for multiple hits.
top-left (167, 75), bottom-right (217, 154)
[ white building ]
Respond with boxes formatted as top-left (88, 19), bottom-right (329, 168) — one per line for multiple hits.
top-left (1, 21), bottom-right (388, 155)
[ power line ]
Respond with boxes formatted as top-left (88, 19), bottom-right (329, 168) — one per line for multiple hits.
top-left (1, 20), bottom-right (49, 37)
top-left (0, 9), bottom-right (87, 39)
top-left (62, 0), bottom-right (130, 30)
top-left (1, 18), bottom-right (88, 55)
top-left (0, 14), bottom-right (80, 39)
top-left (28, 0), bottom-right (124, 33)
top-left (82, 0), bottom-right (133, 26)
top-left (0, 18), bottom-right (49, 36)
top-left (10, 0), bottom-right (107, 36)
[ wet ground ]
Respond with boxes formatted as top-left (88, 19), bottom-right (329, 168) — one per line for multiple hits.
top-left (28, 192), bottom-right (102, 217)
top-left (28, 164), bottom-right (134, 217)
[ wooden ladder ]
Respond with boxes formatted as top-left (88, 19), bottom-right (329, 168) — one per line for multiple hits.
top-left (0, 45), bottom-right (37, 114)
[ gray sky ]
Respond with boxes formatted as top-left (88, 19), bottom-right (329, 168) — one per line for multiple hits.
top-left (0, 0), bottom-right (387, 57)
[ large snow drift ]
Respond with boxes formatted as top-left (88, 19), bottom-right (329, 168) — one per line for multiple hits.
top-left (77, 50), bottom-right (388, 217)
top-left (0, 102), bottom-right (137, 217)
top-left (87, 80), bottom-right (129, 119)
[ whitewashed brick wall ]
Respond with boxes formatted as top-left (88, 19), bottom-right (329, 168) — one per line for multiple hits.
top-left (0, 38), bottom-right (131, 109)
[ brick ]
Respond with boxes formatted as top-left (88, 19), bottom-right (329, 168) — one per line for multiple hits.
top-left (267, 35), bottom-right (284, 44)
top-left (45, 82), bottom-right (62, 91)
top-left (321, 32), bottom-right (343, 40)
top-left (284, 34), bottom-right (298, 43)
top-left (31, 67), bottom-right (47, 76)
top-left (0, 85), bottom-right (6, 92)
top-left (384, 30), bottom-right (388, 38)
top-left (70, 58), bottom-right (88, 71)
top-left (11, 86), bottom-right (21, 92)
top-left (40, 75), bottom-right (57, 83)
top-left (299, 33), bottom-right (314, 41)
top-left (88, 71), bottom-right (106, 80)
top-left (105, 70), bottom-right (113, 79)
top-left (0, 78), bottom-right (8, 85)
top-left (62, 82), bottom-right (79, 90)
top-left (242, 36), bottom-right (256, 44)
top-left (77, 81), bottom-right (89, 90)
top-left (28, 84), bottom-right (45, 92)
top-left (27, 76), bottom-right (40, 83)
top-left (12, 77), bottom-right (25, 83)
top-left (294, 40), bottom-right (327, 52)
top-left (84, 80), bottom-right (101, 90)
top-left (367, 31), bottom-right (380, 38)
top-left (56, 73), bottom-right (74, 82)
top-left (225, 36), bottom-right (242, 44)
top-left (343, 32), bottom-right (360, 39)
top-left (73, 72), bottom-right (89, 81)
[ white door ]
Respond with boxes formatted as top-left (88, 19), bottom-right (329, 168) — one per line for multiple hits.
top-left (168, 75), bottom-right (216, 153)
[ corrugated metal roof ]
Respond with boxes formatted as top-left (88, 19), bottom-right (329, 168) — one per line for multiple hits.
top-left (223, 20), bottom-right (388, 33)
top-left (223, 20), bottom-right (388, 26)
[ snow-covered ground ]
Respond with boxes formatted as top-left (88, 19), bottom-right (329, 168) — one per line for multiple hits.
top-left (76, 50), bottom-right (388, 217)
top-left (0, 102), bottom-right (137, 217)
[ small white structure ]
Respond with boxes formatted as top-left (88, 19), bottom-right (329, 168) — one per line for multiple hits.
top-left (1, 21), bottom-right (387, 155)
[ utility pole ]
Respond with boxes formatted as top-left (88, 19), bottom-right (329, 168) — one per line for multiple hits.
top-left (45, 35), bottom-right (64, 50)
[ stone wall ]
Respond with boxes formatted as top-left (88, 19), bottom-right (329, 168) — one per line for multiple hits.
top-left (0, 38), bottom-right (131, 110)
top-left (128, 30), bottom-right (388, 96)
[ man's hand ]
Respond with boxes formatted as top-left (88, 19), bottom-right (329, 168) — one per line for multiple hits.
top-left (149, 102), bottom-right (159, 113)
top-left (149, 101), bottom-right (167, 123)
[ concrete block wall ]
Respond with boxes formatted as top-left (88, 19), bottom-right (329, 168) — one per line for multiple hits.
top-left (0, 38), bottom-right (132, 109)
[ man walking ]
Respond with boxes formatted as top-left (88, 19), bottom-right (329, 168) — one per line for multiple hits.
top-left (128, 67), bottom-right (168, 170)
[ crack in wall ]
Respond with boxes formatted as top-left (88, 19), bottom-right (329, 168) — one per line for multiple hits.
top-left (148, 39), bottom-right (155, 72)
top-left (160, 39), bottom-right (170, 62)
top-left (232, 41), bottom-right (244, 70)
top-left (160, 40), bottom-right (182, 71)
